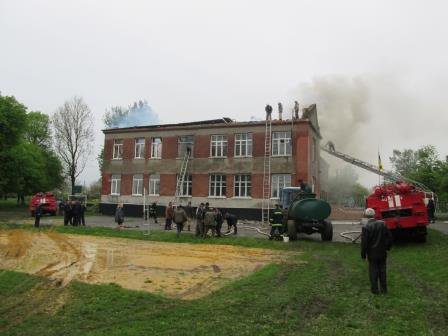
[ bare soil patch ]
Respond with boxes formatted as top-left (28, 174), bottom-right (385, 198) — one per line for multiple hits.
top-left (0, 229), bottom-right (296, 299)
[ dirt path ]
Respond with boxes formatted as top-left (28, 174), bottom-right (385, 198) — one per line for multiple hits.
top-left (0, 229), bottom-right (296, 299)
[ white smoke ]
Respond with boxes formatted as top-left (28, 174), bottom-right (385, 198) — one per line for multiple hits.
top-left (105, 100), bottom-right (160, 128)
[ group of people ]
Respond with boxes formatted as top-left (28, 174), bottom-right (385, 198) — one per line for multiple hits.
top-left (163, 201), bottom-right (238, 238)
top-left (61, 200), bottom-right (86, 226)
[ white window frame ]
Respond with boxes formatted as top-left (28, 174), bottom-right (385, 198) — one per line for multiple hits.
top-left (271, 174), bottom-right (291, 199)
top-left (111, 174), bottom-right (121, 195)
top-left (132, 174), bottom-right (143, 196)
top-left (209, 174), bottom-right (227, 197)
top-left (179, 174), bottom-right (192, 197)
top-left (234, 174), bottom-right (251, 198)
top-left (272, 131), bottom-right (292, 156)
top-left (178, 135), bottom-right (194, 158)
top-left (234, 133), bottom-right (252, 157)
top-left (134, 138), bottom-right (145, 159)
top-left (113, 139), bottom-right (123, 160)
top-left (149, 174), bottom-right (160, 196)
top-left (151, 137), bottom-right (162, 159)
top-left (210, 135), bottom-right (227, 158)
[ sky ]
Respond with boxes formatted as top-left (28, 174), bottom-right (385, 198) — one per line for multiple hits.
top-left (1, 0), bottom-right (447, 188)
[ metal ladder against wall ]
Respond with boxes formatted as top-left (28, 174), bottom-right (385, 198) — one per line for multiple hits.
top-left (142, 187), bottom-right (151, 235)
top-left (172, 150), bottom-right (191, 205)
top-left (261, 116), bottom-right (272, 225)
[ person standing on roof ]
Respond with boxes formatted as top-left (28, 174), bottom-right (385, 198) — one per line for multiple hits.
top-left (361, 208), bottom-right (393, 294)
top-left (265, 104), bottom-right (273, 120)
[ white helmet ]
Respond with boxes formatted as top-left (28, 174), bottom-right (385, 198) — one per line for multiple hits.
top-left (364, 208), bottom-right (375, 218)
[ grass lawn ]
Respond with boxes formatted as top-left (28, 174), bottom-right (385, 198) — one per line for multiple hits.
top-left (0, 224), bottom-right (447, 335)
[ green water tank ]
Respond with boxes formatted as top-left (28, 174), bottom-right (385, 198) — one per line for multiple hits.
top-left (288, 198), bottom-right (331, 222)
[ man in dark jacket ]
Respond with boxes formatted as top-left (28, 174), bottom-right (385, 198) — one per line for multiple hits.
top-left (225, 212), bottom-right (238, 235)
top-left (195, 203), bottom-right (205, 237)
top-left (80, 201), bottom-right (86, 226)
top-left (64, 201), bottom-right (72, 226)
top-left (427, 197), bottom-right (436, 223)
top-left (361, 208), bottom-right (393, 294)
top-left (215, 208), bottom-right (223, 237)
top-left (149, 202), bottom-right (158, 224)
top-left (34, 204), bottom-right (42, 228)
top-left (72, 201), bottom-right (82, 226)
top-left (173, 205), bottom-right (188, 237)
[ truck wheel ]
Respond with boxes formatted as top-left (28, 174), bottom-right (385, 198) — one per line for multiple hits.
top-left (287, 220), bottom-right (298, 241)
top-left (321, 221), bottom-right (333, 241)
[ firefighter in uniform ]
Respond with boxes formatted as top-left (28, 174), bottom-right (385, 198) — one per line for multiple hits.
top-left (269, 204), bottom-right (284, 240)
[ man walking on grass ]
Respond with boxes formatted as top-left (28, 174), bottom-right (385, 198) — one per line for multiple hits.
top-left (361, 208), bottom-right (393, 294)
top-left (173, 205), bottom-right (188, 238)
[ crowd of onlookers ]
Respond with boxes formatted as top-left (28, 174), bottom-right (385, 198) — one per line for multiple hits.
top-left (115, 201), bottom-right (238, 238)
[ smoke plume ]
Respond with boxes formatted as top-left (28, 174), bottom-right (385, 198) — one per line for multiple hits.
top-left (295, 75), bottom-right (370, 155)
top-left (104, 100), bottom-right (160, 128)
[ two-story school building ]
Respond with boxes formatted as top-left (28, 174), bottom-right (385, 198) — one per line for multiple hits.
top-left (100, 104), bottom-right (326, 219)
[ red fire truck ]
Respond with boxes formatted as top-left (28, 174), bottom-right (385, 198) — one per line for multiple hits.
top-left (321, 142), bottom-right (432, 242)
top-left (29, 192), bottom-right (57, 216)
top-left (366, 182), bottom-right (429, 241)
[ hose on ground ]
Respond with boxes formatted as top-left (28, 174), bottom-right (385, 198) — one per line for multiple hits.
top-left (340, 230), bottom-right (362, 243)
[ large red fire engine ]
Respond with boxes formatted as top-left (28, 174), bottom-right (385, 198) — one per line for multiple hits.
top-left (366, 182), bottom-right (429, 241)
top-left (321, 142), bottom-right (432, 242)
top-left (29, 192), bottom-right (57, 216)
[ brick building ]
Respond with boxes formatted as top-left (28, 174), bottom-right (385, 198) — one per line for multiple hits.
top-left (100, 104), bottom-right (326, 219)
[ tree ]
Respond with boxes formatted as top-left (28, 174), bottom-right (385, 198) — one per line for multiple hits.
top-left (0, 95), bottom-right (28, 195)
top-left (52, 96), bottom-right (94, 194)
top-left (24, 111), bottom-right (52, 148)
top-left (391, 145), bottom-right (448, 211)
top-left (327, 165), bottom-right (369, 207)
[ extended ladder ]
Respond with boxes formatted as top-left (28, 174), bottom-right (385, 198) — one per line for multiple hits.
top-left (172, 150), bottom-right (191, 205)
top-left (261, 116), bottom-right (272, 225)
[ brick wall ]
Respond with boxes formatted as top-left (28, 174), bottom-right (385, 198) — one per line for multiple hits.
top-left (160, 174), bottom-right (176, 196)
top-left (252, 132), bottom-right (265, 157)
top-left (193, 174), bottom-right (209, 197)
top-left (104, 139), bottom-right (113, 161)
top-left (294, 124), bottom-right (309, 185)
top-left (102, 173), bottom-right (111, 194)
top-left (251, 173), bottom-right (263, 198)
top-left (121, 174), bottom-right (132, 195)
top-left (145, 138), bottom-right (151, 159)
top-left (194, 134), bottom-right (209, 158)
top-left (227, 134), bottom-right (234, 157)
top-left (143, 173), bottom-right (149, 193)
top-left (123, 139), bottom-right (134, 161)
top-left (162, 136), bottom-right (177, 159)
top-left (226, 175), bottom-right (234, 198)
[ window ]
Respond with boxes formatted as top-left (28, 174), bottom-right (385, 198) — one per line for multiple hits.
top-left (178, 174), bottom-right (192, 196)
top-left (149, 174), bottom-right (160, 196)
top-left (178, 135), bottom-right (194, 157)
top-left (132, 174), bottom-right (143, 195)
top-left (135, 138), bottom-right (145, 159)
top-left (151, 137), bottom-right (162, 159)
top-left (272, 131), bottom-right (291, 156)
top-left (210, 135), bottom-right (227, 157)
top-left (234, 174), bottom-right (251, 197)
top-left (111, 174), bottom-right (121, 195)
top-left (235, 133), bottom-right (252, 157)
top-left (271, 174), bottom-right (291, 198)
top-left (209, 174), bottom-right (226, 197)
top-left (113, 139), bottom-right (123, 159)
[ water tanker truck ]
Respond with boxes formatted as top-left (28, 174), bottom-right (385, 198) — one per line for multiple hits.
top-left (280, 187), bottom-right (333, 241)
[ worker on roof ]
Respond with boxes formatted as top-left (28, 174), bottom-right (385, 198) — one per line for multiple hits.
top-left (265, 104), bottom-right (273, 120)
top-left (361, 208), bottom-right (393, 294)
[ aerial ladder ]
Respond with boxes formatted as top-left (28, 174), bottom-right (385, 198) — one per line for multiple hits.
top-left (321, 142), bottom-right (432, 194)
top-left (261, 110), bottom-right (272, 225)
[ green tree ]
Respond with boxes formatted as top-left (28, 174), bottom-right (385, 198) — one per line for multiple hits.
top-left (327, 166), bottom-right (369, 207)
top-left (24, 111), bottom-right (52, 148)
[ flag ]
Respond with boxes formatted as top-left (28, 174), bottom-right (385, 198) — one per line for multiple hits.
top-left (378, 153), bottom-right (384, 171)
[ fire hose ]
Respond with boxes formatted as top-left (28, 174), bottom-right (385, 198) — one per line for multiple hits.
top-left (223, 225), bottom-right (271, 237)
top-left (340, 230), bottom-right (362, 243)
